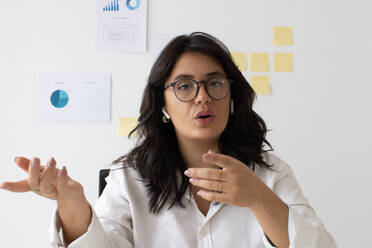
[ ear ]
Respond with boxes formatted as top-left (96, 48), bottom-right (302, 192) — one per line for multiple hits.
top-left (162, 107), bottom-right (170, 119)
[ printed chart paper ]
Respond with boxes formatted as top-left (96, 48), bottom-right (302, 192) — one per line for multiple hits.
top-left (37, 72), bottom-right (111, 124)
top-left (96, 0), bottom-right (147, 53)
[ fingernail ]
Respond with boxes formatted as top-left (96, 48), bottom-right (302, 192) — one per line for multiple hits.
top-left (0, 183), bottom-right (7, 190)
top-left (47, 157), bottom-right (55, 168)
top-left (14, 157), bottom-right (18, 162)
top-left (208, 149), bottom-right (213, 154)
top-left (197, 191), bottom-right (203, 196)
top-left (189, 178), bottom-right (197, 184)
top-left (204, 154), bottom-right (211, 161)
top-left (32, 157), bottom-right (39, 166)
top-left (62, 166), bottom-right (67, 175)
top-left (184, 169), bottom-right (191, 176)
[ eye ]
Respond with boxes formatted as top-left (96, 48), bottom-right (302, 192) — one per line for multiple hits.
top-left (176, 81), bottom-right (193, 90)
top-left (178, 84), bottom-right (189, 90)
top-left (208, 79), bottom-right (224, 87)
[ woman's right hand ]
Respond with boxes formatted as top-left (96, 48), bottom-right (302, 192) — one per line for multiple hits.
top-left (0, 156), bottom-right (85, 202)
top-left (1, 156), bottom-right (92, 244)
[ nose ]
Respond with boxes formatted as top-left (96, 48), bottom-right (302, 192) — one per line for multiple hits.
top-left (195, 84), bottom-right (211, 104)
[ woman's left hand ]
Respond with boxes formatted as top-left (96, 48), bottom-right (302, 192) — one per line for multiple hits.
top-left (184, 150), bottom-right (266, 208)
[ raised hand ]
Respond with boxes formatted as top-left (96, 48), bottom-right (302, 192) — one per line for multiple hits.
top-left (184, 149), bottom-right (268, 208)
top-left (0, 156), bottom-right (84, 202)
top-left (1, 156), bottom-right (92, 244)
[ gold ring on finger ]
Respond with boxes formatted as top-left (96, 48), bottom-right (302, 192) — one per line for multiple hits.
top-left (219, 183), bottom-right (223, 193)
top-left (218, 169), bottom-right (222, 181)
top-left (45, 190), bottom-right (56, 196)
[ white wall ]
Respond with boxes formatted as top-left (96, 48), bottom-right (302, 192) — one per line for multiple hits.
top-left (0, 0), bottom-right (371, 247)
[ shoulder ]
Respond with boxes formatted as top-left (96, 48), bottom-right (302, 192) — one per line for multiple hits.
top-left (105, 163), bottom-right (147, 201)
top-left (254, 152), bottom-right (294, 188)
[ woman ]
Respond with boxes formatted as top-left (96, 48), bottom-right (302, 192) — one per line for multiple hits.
top-left (0, 32), bottom-right (337, 247)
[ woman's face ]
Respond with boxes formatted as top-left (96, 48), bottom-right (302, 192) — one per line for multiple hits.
top-left (164, 52), bottom-right (231, 143)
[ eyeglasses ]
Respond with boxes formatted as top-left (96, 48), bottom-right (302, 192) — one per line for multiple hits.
top-left (164, 77), bottom-right (233, 102)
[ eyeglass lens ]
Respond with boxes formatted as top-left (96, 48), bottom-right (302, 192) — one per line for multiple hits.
top-left (174, 78), bottom-right (230, 101)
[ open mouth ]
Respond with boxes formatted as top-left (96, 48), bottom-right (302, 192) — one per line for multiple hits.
top-left (195, 111), bottom-right (215, 125)
top-left (197, 115), bottom-right (212, 119)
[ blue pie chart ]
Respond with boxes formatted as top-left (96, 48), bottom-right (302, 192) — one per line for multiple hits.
top-left (50, 90), bottom-right (69, 108)
top-left (126, 0), bottom-right (140, 10)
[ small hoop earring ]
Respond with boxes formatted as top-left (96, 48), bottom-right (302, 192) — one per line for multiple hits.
top-left (162, 107), bottom-right (170, 123)
top-left (162, 115), bottom-right (170, 123)
top-left (230, 99), bottom-right (234, 114)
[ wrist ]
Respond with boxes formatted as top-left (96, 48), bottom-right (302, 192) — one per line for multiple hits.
top-left (249, 186), bottom-right (288, 216)
top-left (58, 196), bottom-right (90, 218)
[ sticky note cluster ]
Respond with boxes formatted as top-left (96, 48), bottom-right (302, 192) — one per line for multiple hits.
top-left (223, 26), bottom-right (295, 96)
top-left (273, 26), bottom-right (294, 73)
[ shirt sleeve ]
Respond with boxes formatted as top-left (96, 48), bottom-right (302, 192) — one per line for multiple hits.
top-left (263, 163), bottom-right (338, 248)
top-left (49, 168), bottom-right (134, 248)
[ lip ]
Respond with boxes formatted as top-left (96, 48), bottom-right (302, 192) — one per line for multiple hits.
top-left (194, 110), bottom-right (215, 126)
top-left (195, 110), bottom-right (215, 119)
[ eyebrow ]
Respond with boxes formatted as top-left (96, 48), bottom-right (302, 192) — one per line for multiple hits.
top-left (173, 71), bottom-right (225, 81)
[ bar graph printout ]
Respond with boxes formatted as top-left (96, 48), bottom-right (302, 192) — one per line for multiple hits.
top-left (96, 0), bottom-right (147, 53)
top-left (103, 0), bottom-right (120, 12)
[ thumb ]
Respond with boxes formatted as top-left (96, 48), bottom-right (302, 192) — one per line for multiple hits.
top-left (56, 166), bottom-right (69, 191)
top-left (56, 166), bottom-right (84, 199)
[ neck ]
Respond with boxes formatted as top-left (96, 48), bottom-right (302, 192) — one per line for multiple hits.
top-left (177, 136), bottom-right (220, 169)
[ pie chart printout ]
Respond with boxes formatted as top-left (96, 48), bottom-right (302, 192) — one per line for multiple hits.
top-left (50, 90), bottom-right (69, 108)
top-left (126, 0), bottom-right (140, 10)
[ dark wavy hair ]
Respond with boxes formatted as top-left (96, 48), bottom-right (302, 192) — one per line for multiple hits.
top-left (112, 32), bottom-right (273, 214)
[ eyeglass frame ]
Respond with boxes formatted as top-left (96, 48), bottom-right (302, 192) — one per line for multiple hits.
top-left (164, 78), bottom-right (233, 102)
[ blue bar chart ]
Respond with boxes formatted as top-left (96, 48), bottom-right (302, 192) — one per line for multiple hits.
top-left (103, 0), bottom-right (119, 12)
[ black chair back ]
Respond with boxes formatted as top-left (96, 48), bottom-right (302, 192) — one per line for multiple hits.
top-left (99, 169), bottom-right (110, 197)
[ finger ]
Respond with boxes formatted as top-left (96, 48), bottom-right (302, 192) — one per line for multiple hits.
top-left (15, 156), bottom-right (45, 173)
top-left (0, 179), bottom-right (31, 192)
top-left (39, 157), bottom-right (58, 194)
top-left (56, 166), bottom-right (70, 192)
top-left (14, 156), bottom-right (31, 173)
top-left (202, 149), bottom-right (237, 169)
top-left (184, 167), bottom-right (224, 181)
top-left (57, 166), bottom-right (83, 198)
top-left (28, 157), bottom-right (41, 191)
top-left (197, 190), bottom-right (229, 203)
top-left (189, 178), bottom-right (228, 193)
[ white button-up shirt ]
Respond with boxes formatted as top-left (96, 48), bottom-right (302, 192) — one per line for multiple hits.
top-left (49, 153), bottom-right (337, 247)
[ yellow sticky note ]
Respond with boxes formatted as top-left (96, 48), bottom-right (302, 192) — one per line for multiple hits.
top-left (231, 52), bottom-right (247, 71)
top-left (118, 117), bottom-right (138, 137)
top-left (274, 53), bottom-right (293, 72)
top-left (273, 26), bottom-right (293, 46)
top-left (250, 53), bottom-right (270, 72)
top-left (250, 76), bottom-right (271, 95)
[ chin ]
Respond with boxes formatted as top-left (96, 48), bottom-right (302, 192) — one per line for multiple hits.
top-left (188, 129), bottom-right (223, 141)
